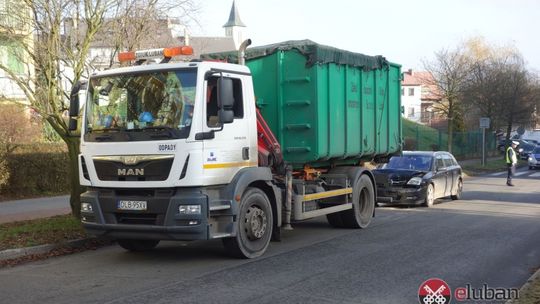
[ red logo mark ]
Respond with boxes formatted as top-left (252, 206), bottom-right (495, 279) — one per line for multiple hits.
top-left (418, 278), bottom-right (452, 304)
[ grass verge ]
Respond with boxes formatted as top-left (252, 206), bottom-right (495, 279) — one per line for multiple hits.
top-left (509, 269), bottom-right (540, 304)
top-left (0, 214), bottom-right (87, 251)
top-left (461, 158), bottom-right (527, 176)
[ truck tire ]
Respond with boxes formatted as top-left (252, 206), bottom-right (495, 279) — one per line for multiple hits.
top-left (117, 239), bottom-right (160, 251)
top-left (222, 187), bottom-right (273, 259)
top-left (340, 174), bottom-right (375, 229)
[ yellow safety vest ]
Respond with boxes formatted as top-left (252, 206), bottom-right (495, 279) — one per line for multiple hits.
top-left (506, 146), bottom-right (517, 164)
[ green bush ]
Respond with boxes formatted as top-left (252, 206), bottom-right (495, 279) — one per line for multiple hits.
top-left (0, 143), bottom-right (69, 196)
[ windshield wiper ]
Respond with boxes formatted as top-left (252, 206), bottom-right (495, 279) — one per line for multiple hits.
top-left (90, 127), bottom-right (122, 133)
top-left (142, 126), bottom-right (176, 139)
top-left (95, 134), bottom-right (112, 141)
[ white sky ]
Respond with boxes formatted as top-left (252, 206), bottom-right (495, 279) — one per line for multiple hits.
top-left (190, 0), bottom-right (540, 72)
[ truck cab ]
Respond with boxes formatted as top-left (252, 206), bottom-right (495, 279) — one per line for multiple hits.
top-left (76, 49), bottom-right (278, 258)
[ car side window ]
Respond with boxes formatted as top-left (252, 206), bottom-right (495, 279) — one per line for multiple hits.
top-left (435, 156), bottom-right (445, 170)
top-left (442, 154), bottom-right (454, 168)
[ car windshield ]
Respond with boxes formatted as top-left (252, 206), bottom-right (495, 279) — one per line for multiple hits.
top-left (85, 68), bottom-right (197, 141)
top-left (385, 155), bottom-right (432, 171)
top-left (533, 147), bottom-right (540, 154)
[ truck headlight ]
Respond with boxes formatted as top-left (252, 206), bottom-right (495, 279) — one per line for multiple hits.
top-left (179, 205), bottom-right (201, 215)
top-left (81, 202), bottom-right (93, 212)
top-left (407, 177), bottom-right (423, 186)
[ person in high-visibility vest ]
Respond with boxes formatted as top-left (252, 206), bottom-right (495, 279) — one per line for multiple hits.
top-left (506, 141), bottom-right (519, 186)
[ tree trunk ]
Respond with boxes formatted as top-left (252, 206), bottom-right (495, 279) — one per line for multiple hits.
top-left (65, 136), bottom-right (85, 219)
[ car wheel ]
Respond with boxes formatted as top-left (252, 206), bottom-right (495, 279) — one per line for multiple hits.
top-left (424, 184), bottom-right (435, 207)
top-left (451, 179), bottom-right (463, 200)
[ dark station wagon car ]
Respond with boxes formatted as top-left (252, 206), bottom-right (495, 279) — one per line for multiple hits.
top-left (373, 151), bottom-right (463, 207)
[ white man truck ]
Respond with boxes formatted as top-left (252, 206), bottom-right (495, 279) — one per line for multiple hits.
top-left (69, 40), bottom-right (402, 258)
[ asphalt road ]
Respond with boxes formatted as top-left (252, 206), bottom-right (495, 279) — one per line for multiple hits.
top-left (1, 169), bottom-right (539, 303)
top-left (0, 195), bottom-right (70, 223)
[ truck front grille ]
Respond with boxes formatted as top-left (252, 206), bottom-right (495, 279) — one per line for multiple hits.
top-left (115, 213), bottom-right (163, 225)
top-left (93, 158), bottom-right (173, 181)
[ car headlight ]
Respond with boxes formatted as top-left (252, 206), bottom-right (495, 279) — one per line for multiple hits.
top-left (407, 177), bottom-right (423, 186)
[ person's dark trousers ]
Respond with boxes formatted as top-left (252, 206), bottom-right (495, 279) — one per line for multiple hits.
top-left (507, 164), bottom-right (515, 185)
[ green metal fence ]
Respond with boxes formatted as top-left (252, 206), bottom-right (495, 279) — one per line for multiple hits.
top-left (403, 122), bottom-right (497, 159)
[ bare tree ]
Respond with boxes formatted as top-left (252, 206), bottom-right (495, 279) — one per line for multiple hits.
top-left (423, 47), bottom-right (471, 152)
top-left (0, 0), bottom-right (198, 217)
top-left (463, 44), bottom-right (538, 146)
top-left (92, 0), bottom-right (199, 68)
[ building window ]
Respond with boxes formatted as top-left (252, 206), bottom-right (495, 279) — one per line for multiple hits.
top-left (408, 88), bottom-right (414, 96)
top-left (401, 88), bottom-right (404, 96)
top-left (408, 107), bottom-right (415, 117)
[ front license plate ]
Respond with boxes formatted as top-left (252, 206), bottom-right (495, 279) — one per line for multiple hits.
top-left (118, 200), bottom-right (147, 211)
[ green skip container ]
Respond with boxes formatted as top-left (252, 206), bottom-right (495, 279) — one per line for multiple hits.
top-left (204, 40), bottom-right (402, 168)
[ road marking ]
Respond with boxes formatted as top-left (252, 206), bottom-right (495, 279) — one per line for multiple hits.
top-left (529, 172), bottom-right (540, 177)
top-left (489, 172), bottom-right (506, 176)
top-left (514, 171), bottom-right (528, 176)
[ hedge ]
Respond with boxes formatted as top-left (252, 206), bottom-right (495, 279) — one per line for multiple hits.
top-left (0, 144), bottom-right (70, 196)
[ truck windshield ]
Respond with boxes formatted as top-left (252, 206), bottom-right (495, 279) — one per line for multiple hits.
top-left (84, 68), bottom-right (197, 142)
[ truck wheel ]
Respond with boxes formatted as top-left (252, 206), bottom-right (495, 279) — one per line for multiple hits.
top-left (340, 174), bottom-right (375, 229)
top-left (117, 239), bottom-right (160, 251)
top-left (222, 187), bottom-right (273, 259)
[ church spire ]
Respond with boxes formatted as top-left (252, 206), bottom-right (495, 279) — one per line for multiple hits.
top-left (223, 0), bottom-right (246, 27)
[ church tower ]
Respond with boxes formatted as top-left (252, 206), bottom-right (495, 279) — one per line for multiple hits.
top-left (223, 0), bottom-right (246, 50)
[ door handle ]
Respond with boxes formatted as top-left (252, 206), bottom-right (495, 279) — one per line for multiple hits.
top-left (242, 147), bottom-right (249, 160)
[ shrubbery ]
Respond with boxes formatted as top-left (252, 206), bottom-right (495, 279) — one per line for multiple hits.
top-left (0, 144), bottom-right (69, 196)
top-left (0, 104), bottom-right (69, 197)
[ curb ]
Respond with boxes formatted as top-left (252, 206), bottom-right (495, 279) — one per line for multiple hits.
top-left (506, 267), bottom-right (540, 304)
top-left (0, 238), bottom-right (104, 262)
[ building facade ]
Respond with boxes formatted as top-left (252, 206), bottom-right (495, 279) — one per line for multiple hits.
top-left (0, 0), bottom-right (34, 103)
top-left (401, 69), bottom-right (441, 125)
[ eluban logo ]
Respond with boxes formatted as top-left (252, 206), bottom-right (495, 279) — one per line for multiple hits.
top-left (418, 278), bottom-right (451, 304)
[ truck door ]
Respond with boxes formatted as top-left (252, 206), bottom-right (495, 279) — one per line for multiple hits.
top-left (201, 74), bottom-right (255, 185)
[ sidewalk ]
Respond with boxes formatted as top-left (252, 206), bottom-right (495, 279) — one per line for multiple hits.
top-left (0, 195), bottom-right (71, 224)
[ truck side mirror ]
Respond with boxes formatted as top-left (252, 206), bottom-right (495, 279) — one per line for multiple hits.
top-left (68, 118), bottom-right (78, 131)
top-left (217, 77), bottom-right (234, 124)
top-left (69, 81), bottom-right (82, 117)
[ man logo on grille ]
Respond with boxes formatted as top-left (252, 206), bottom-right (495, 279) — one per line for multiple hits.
top-left (418, 278), bottom-right (451, 304)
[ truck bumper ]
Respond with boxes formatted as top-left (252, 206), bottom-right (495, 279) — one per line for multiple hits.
top-left (80, 188), bottom-right (227, 241)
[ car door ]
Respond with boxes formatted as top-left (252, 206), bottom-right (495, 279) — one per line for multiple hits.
top-left (442, 154), bottom-right (455, 197)
top-left (432, 154), bottom-right (448, 198)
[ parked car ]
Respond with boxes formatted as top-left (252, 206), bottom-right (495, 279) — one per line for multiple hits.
top-left (373, 151), bottom-right (463, 207)
top-left (528, 146), bottom-right (540, 169)
top-left (517, 140), bottom-right (537, 160)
